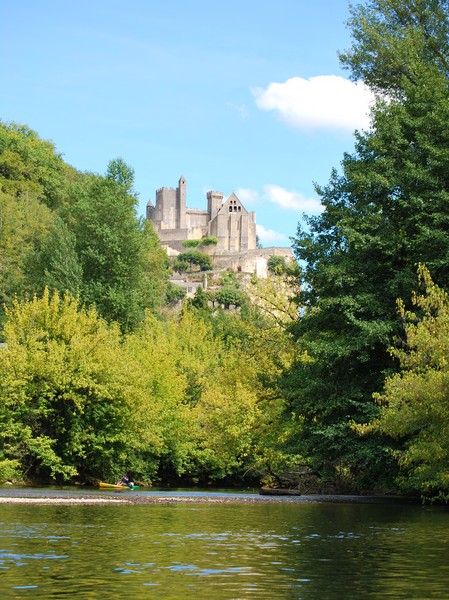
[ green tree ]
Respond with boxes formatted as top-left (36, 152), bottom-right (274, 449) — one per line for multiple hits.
top-left (267, 255), bottom-right (287, 275)
top-left (68, 170), bottom-right (168, 330)
top-left (165, 281), bottom-right (187, 305)
top-left (0, 190), bottom-right (54, 330)
top-left (0, 289), bottom-right (152, 483)
top-left (25, 216), bottom-right (83, 296)
top-left (0, 121), bottom-right (72, 209)
top-left (106, 157), bottom-right (136, 194)
top-left (200, 236), bottom-right (218, 246)
top-left (248, 271), bottom-right (300, 327)
top-left (186, 286), bottom-right (300, 484)
top-left (0, 121), bottom-right (77, 330)
top-left (124, 313), bottom-right (195, 479)
top-left (357, 266), bottom-right (449, 501)
top-left (217, 287), bottom-right (247, 309)
top-left (173, 250), bottom-right (212, 272)
top-left (142, 219), bottom-right (171, 313)
top-left (340, 0), bottom-right (449, 96)
top-left (286, 0), bottom-right (449, 490)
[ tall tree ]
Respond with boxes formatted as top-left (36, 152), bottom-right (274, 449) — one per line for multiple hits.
top-left (286, 0), bottom-right (449, 489)
top-left (0, 190), bottom-right (54, 331)
top-left (106, 157), bottom-right (136, 194)
top-left (68, 169), bottom-right (168, 330)
top-left (339, 0), bottom-right (449, 96)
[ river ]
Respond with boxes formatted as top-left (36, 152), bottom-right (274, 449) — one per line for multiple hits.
top-left (0, 489), bottom-right (448, 598)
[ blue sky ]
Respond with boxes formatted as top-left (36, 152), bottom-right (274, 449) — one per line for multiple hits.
top-left (1, 0), bottom-right (374, 247)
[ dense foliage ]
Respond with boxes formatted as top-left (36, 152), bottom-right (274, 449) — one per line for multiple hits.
top-left (2, 1), bottom-right (449, 498)
top-left (287, 0), bottom-right (449, 493)
top-left (0, 288), bottom-right (295, 485)
top-left (356, 266), bottom-right (449, 501)
top-left (0, 121), bottom-right (170, 333)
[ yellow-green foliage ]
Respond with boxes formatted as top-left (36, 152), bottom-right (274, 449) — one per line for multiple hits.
top-left (0, 289), bottom-right (157, 482)
top-left (124, 313), bottom-right (195, 474)
top-left (189, 307), bottom-right (297, 480)
top-left (0, 286), bottom-right (297, 485)
top-left (0, 190), bottom-right (54, 311)
top-left (357, 266), bottom-right (449, 500)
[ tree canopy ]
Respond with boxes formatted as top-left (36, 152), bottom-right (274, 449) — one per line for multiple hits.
top-left (286, 0), bottom-right (449, 490)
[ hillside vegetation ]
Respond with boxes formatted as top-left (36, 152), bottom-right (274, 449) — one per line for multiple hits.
top-left (2, 1), bottom-right (449, 500)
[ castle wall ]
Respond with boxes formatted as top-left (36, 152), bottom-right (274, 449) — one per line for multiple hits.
top-left (208, 247), bottom-right (294, 275)
top-left (156, 227), bottom-right (189, 243)
top-left (240, 213), bottom-right (249, 250)
top-left (247, 212), bottom-right (256, 249)
top-left (186, 209), bottom-right (209, 229)
top-left (215, 213), bottom-right (230, 250)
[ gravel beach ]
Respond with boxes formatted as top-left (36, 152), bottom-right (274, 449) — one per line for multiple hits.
top-left (0, 490), bottom-right (415, 505)
top-left (0, 493), bottom-right (299, 505)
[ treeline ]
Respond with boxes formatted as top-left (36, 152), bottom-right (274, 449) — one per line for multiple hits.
top-left (3, 0), bottom-right (449, 500)
top-left (285, 0), bottom-right (449, 501)
top-left (0, 121), bottom-right (295, 486)
top-left (0, 289), bottom-right (295, 485)
top-left (0, 123), bottom-right (171, 333)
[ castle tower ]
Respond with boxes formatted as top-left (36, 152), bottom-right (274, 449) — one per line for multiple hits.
top-left (207, 190), bottom-right (224, 221)
top-left (177, 176), bottom-right (186, 228)
top-left (146, 199), bottom-right (155, 221)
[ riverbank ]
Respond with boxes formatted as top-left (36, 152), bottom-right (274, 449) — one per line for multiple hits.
top-left (0, 493), bottom-right (300, 505)
top-left (0, 489), bottom-right (419, 505)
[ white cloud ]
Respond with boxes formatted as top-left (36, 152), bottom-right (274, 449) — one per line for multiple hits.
top-left (236, 185), bottom-right (323, 213)
top-left (256, 224), bottom-right (288, 244)
top-left (235, 187), bottom-right (260, 205)
top-left (263, 184), bottom-right (322, 212)
top-left (252, 75), bottom-right (375, 132)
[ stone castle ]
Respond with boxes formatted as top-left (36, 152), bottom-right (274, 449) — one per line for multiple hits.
top-left (146, 176), bottom-right (292, 276)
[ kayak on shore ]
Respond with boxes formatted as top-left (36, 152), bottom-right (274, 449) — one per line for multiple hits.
top-left (98, 482), bottom-right (139, 490)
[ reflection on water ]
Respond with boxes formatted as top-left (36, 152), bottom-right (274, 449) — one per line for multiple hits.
top-left (0, 500), bottom-right (449, 598)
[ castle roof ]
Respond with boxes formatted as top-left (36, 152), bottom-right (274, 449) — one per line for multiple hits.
top-left (217, 192), bottom-right (248, 215)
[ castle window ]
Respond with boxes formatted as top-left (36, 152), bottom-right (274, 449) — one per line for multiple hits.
top-left (234, 206), bottom-right (237, 212)
top-left (238, 206), bottom-right (241, 212)
top-left (229, 206), bottom-right (232, 212)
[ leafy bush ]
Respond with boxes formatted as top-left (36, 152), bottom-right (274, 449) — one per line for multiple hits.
top-left (217, 287), bottom-right (248, 308)
top-left (201, 236), bottom-right (218, 246)
top-left (182, 239), bottom-right (201, 248)
top-left (267, 255), bottom-right (287, 275)
top-left (165, 282), bottom-right (187, 305)
top-left (173, 250), bottom-right (212, 273)
top-left (182, 236), bottom-right (217, 248)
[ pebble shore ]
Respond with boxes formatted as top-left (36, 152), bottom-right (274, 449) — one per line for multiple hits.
top-left (0, 494), bottom-right (290, 505)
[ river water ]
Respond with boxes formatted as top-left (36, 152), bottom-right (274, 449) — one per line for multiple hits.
top-left (0, 490), bottom-right (448, 599)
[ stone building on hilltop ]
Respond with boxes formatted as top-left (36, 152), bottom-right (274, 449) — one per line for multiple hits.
top-left (146, 176), bottom-right (293, 276)
top-left (146, 176), bottom-right (257, 253)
